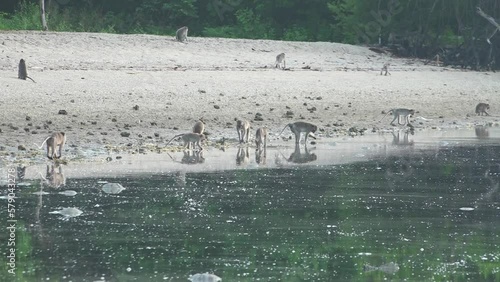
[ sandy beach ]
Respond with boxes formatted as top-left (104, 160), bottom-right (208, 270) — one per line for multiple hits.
top-left (0, 31), bottom-right (499, 164)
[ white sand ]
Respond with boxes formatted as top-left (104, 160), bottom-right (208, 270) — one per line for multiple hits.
top-left (0, 31), bottom-right (499, 161)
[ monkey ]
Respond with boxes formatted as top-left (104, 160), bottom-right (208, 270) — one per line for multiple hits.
top-left (176, 26), bottom-right (189, 42)
top-left (380, 62), bottom-right (390, 76)
top-left (379, 108), bottom-right (415, 126)
top-left (34, 132), bottom-right (66, 160)
top-left (275, 53), bottom-right (286, 69)
top-left (279, 121), bottom-right (317, 145)
top-left (18, 59), bottom-right (36, 83)
top-left (475, 103), bottom-right (490, 116)
top-left (236, 119), bottom-right (250, 144)
top-left (167, 133), bottom-right (205, 150)
top-left (193, 119), bottom-right (205, 134)
top-left (255, 127), bottom-right (267, 149)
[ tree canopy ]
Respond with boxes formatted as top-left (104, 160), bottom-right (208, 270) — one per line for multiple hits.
top-left (1, 0), bottom-right (499, 69)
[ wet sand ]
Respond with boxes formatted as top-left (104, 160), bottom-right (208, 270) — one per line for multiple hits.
top-left (0, 31), bottom-right (499, 167)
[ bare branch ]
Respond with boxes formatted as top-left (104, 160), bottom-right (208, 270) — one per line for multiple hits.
top-left (476, 7), bottom-right (500, 44)
top-left (476, 7), bottom-right (500, 29)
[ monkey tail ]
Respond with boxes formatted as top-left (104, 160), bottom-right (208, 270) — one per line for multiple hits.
top-left (38, 171), bottom-right (48, 181)
top-left (308, 132), bottom-right (317, 139)
top-left (26, 76), bottom-right (36, 83)
top-left (34, 137), bottom-right (50, 149)
top-left (278, 124), bottom-right (290, 136)
top-left (166, 134), bottom-right (184, 145)
top-left (377, 109), bottom-right (393, 123)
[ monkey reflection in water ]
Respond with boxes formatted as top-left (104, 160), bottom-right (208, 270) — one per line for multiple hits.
top-left (475, 125), bottom-right (489, 139)
top-left (284, 143), bottom-right (317, 164)
top-left (181, 150), bottom-right (205, 164)
top-left (167, 151), bottom-right (205, 165)
top-left (40, 164), bottom-right (66, 189)
top-left (391, 129), bottom-right (414, 146)
top-left (255, 147), bottom-right (267, 165)
top-left (236, 147), bottom-right (250, 166)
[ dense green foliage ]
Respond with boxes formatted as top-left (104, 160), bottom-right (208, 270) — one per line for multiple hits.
top-left (0, 0), bottom-right (499, 46)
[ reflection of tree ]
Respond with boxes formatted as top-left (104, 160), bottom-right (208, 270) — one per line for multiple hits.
top-left (384, 155), bottom-right (415, 191)
top-left (475, 164), bottom-right (500, 208)
top-left (13, 143), bottom-right (500, 281)
top-left (174, 171), bottom-right (187, 188)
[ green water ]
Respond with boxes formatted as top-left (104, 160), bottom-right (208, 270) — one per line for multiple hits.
top-left (1, 142), bottom-right (500, 281)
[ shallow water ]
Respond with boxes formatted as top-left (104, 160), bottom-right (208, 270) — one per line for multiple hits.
top-left (1, 129), bottom-right (500, 281)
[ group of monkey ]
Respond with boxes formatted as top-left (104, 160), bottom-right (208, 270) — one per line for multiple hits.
top-left (175, 25), bottom-right (287, 69)
top-left (29, 27), bottom-right (290, 160)
top-left (164, 119), bottom-right (317, 152)
top-left (23, 25), bottom-right (493, 160)
top-left (31, 102), bottom-right (492, 162)
top-left (34, 119), bottom-right (319, 160)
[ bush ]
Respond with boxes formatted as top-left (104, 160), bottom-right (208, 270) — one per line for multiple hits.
top-left (0, 1), bottom-right (41, 30)
top-left (282, 26), bottom-right (310, 41)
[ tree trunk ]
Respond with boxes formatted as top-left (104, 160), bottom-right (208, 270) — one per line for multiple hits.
top-left (40, 0), bottom-right (48, 31)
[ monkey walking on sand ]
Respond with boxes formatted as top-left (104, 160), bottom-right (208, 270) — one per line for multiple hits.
top-left (475, 103), bottom-right (490, 116)
top-left (236, 119), bottom-right (250, 144)
top-left (379, 108), bottom-right (415, 126)
top-left (167, 133), bottom-right (205, 150)
top-left (279, 121), bottom-right (317, 145)
top-left (192, 119), bottom-right (205, 134)
top-left (380, 62), bottom-right (390, 76)
top-left (255, 127), bottom-right (268, 150)
top-left (34, 132), bottom-right (66, 160)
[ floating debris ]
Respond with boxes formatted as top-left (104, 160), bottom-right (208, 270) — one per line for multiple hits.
top-left (49, 207), bottom-right (83, 218)
top-left (459, 207), bottom-right (475, 211)
top-left (189, 273), bottom-right (221, 282)
top-left (58, 190), bottom-right (78, 196)
top-left (364, 262), bottom-right (400, 274)
top-left (102, 183), bottom-right (126, 194)
top-left (32, 191), bottom-right (49, 195)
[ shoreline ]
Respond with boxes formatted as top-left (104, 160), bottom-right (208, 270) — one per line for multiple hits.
top-left (0, 31), bottom-right (499, 165)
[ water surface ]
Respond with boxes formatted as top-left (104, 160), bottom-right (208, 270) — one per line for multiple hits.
top-left (1, 129), bottom-right (499, 281)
